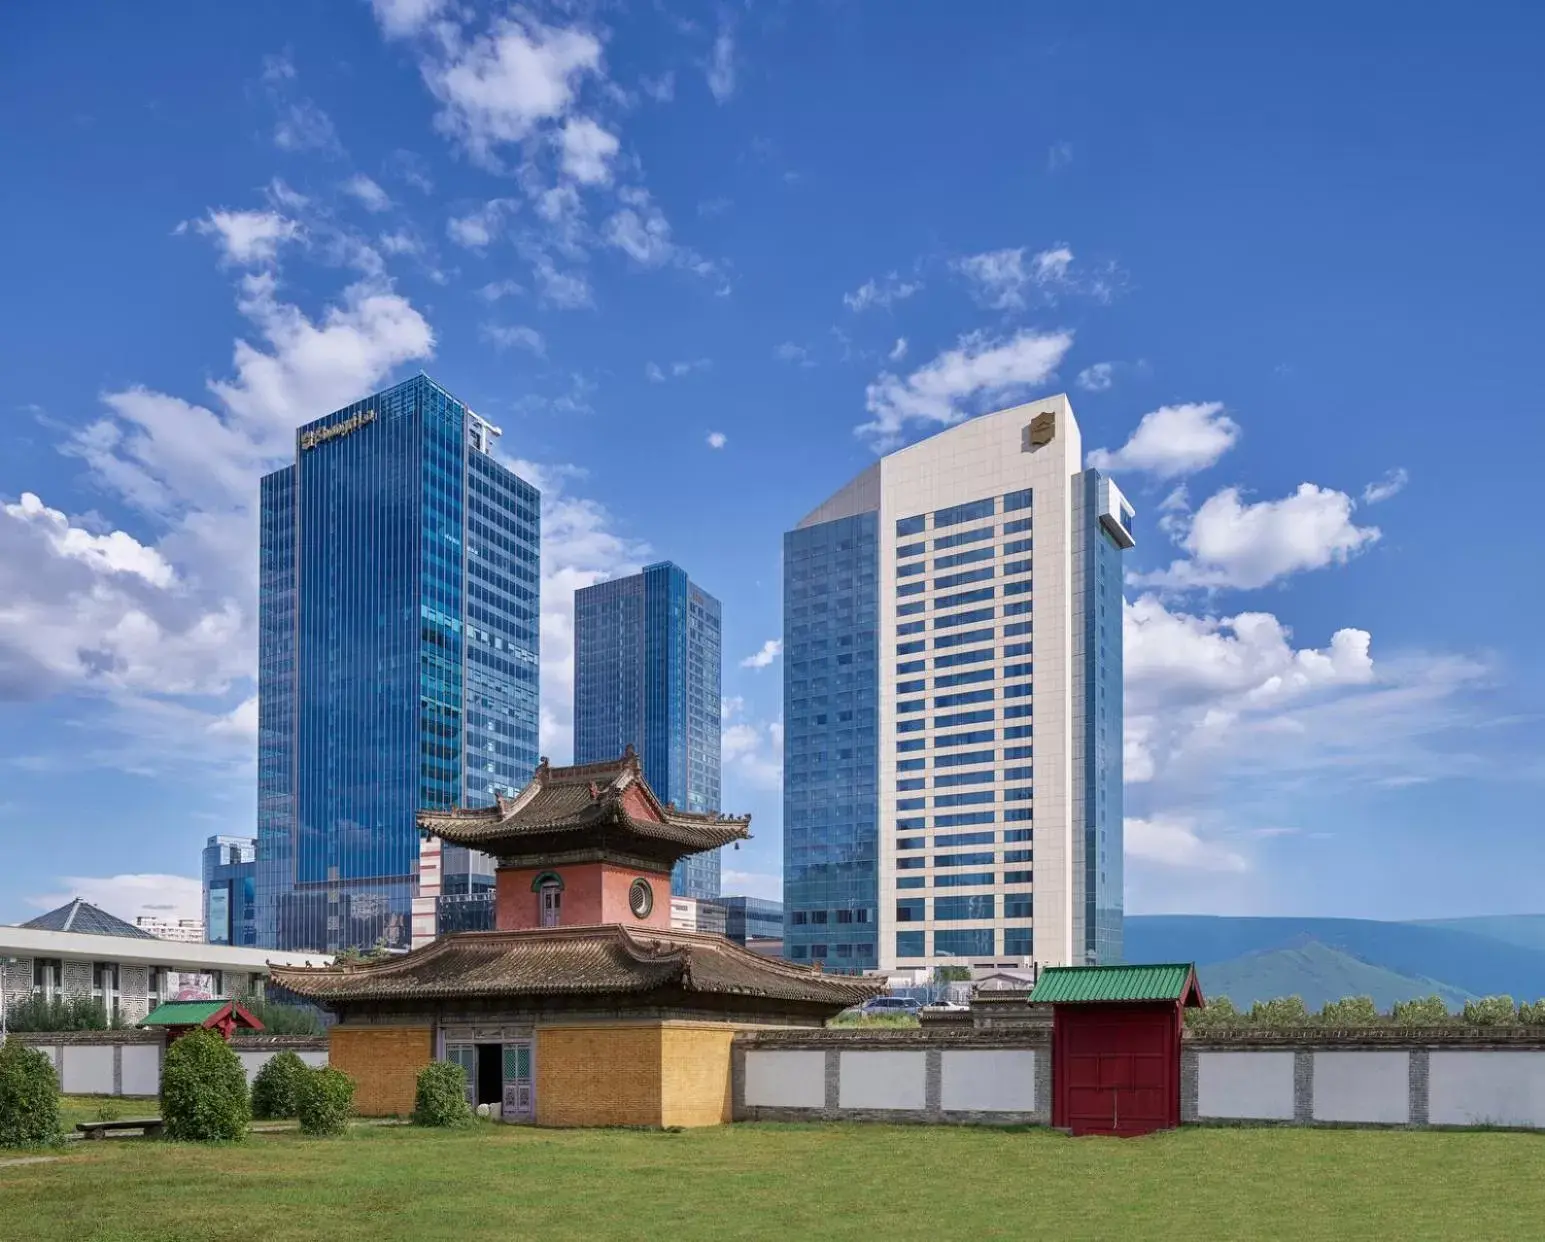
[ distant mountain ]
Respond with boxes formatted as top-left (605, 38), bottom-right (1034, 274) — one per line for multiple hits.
top-left (1198, 940), bottom-right (1472, 1011)
top-left (1125, 915), bottom-right (1545, 1003)
top-left (1412, 916), bottom-right (1545, 956)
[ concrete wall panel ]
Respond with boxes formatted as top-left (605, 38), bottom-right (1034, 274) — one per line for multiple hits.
top-left (940, 1050), bottom-right (1035, 1112)
top-left (121, 1045), bottom-right (160, 1097)
top-left (743, 1050), bottom-right (825, 1109)
top-left (838, 1051), bottom-right (926, 1111)
top-left (1197, 1051), bottom-right (1295, 1120)
top-left (1313, 1051), bottom-right (1409, 1124)
top-left (61, 1045), bottom-right (114, 1095)
top-left (1429, 1051), bottom-right (1545, 1128)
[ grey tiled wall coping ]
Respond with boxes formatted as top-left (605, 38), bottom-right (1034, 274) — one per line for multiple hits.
top-left (11, 1031), bottom-right (327, 1051)
top-left (734, 1027), bottom-right (1048, 1050)
top-left (1187, 1026), bottom-right (1545, 1048)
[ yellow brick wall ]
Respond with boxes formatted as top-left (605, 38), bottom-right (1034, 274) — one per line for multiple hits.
top-left (659, 1025), bottom-right (735, 1128)
top-left (536, 1025), bottom-right (663, 1127)
top-left (331, 1026), bottom-right (433, 1117)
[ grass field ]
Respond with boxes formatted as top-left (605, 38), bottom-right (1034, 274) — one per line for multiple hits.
top-left (3, 1122), bottom-right (1543, 1241)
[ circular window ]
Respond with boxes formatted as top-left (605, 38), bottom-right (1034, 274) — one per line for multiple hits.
top-left (628, 878), bottom-right (654, 919)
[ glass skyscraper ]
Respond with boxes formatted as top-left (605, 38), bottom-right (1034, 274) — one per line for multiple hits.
top-left (256, 374), bottom-right (540, 953)
top-left (782, 395), bottom-right (1133, 973)
top-left (202, 836), bottom-right (257, 947)
top-left (572, 562), bottom-right (723, 899)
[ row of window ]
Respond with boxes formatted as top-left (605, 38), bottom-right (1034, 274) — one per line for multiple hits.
top-left (897, 849), bottom-right (1035, 868)
top-left (896, 928), bottom-right (1032, 958)
top-left (896, 894), bottom-right (1033, 921)
top-left (895, 870), bottom-right (1034, 891)
top-left (894, 489), bottom-right (1033, 539)
top-left (896, 830), bottom-right (1033, 849)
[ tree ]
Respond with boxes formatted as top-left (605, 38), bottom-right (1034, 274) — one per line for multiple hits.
top-left (251, 1051), bottom-right (309, 1120)
top-left (1391, 995), bottom-right (1452, 1026)
top-left (1246, 996), bottom-right (1311, 1028)
top-left (0, 1041), bottom-right (63, 1148)
top-left (1461, 995), bottom-right (1517, 1026)
top-left (295, 1066), bottom-right (354, 1137)
top-left (1319, 996), bottom-right (1381, 1027)
top-left (412, 1061), bottom-right (474, 1129)
top-left (1518, 999), bottom-right (1545, 1026)
top-left (160, 1029), bottom-right (250, 1142)
top-left (1186, 995), bottom-right (1238, 1030)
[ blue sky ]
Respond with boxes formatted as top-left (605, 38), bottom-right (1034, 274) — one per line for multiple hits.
top-left (1, 1), bottom-right (1541, 927)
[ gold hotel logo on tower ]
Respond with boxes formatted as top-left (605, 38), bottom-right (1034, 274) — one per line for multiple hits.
top-left (300, 408), bottom-right (377, 451)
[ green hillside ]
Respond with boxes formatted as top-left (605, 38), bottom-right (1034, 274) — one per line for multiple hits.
top-left (1412, 915), bottom-right (1545, 955)
top-left (1198, 940), bottom-right (1472, 1011)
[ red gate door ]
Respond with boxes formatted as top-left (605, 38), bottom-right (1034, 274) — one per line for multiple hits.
top-left (1057, 1006), bottom-right (1176, 1137)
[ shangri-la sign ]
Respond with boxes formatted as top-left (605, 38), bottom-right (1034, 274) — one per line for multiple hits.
top-left (301, 408), bottom-right (377, 451)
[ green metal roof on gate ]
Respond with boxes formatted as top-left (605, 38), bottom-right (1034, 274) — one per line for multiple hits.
top-left (1029, 963), bottom-right (1203, 1006)
top-left (140, 1000), bottom-right (233, 1027)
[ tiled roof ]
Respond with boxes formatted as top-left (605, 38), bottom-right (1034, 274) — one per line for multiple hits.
top-left (21, 899), bottom-right (156, 940)
top-left (1029, 963), bottom-right (1204, 1006)
top-left (268, 924), bottom-right (880, 1009)
top-left (418, 747), bottom-right (751, 856)
top-left (140, 1000), bottom-right (262, 1029)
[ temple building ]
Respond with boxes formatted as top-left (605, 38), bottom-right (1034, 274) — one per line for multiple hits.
top-left (270, 749), bottom-right (876, 1127)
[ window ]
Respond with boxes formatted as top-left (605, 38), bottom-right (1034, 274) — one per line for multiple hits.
top-left (935, 668), bottom-right (994, 689)
top-left (935, 811), bottom-right (995, 827)
top-left (934, 567), bottom-right (994, 591)
top-left (1004, 871), bottom-right (1033, 885)
top-left (1004, 663), bottom-right (1033, 680)
top-left (897, 581), bottom-right (925, 597)
top-left (934, 648), bottom-right (994, 670)
top-left (897, 738), bottom-right (926, 753)
top-left (935, 689), bottom-right (994, 708)
top-left (897, 659), bottom-right (926, 674)
top-left (1004, 895), bottom-right (1033, 919)
top-left (32, 958), bottom-right (61, 1000)
top-left (898, 817), bottom-right (926, 830)
top-left (1004, 745), bottom-right (1033, 759)
top-left (898, 620), bottom-right (926, 636)
top-left (934, 748), bottom-right (995, 767)
top-left (935, 830), bottom-right (995, 847)
top-left (1003, 538), bottom-right (1033, 556)
top-left (1003, 621), bottom-right (1032, 637)
top-left (539, 881), bottom-right (562, 928)
top-left (93, 962), bottom-right (120, 1022)
top-left (898, 679), bottom-right (925, 695)
top-left (935, 627), bottom-right (994, 650)
top-left (934, 928), bottom-right (995, 957)
top-left (897, 876), bottom-right (926, 890)
top-left (1004, 829), bottom-right (1033, 843)
top-left (898, 600), bottom-right (926, 616)
top-left (936, 728), bottom-right (995, 747)
top-left (934, 524), bottom-right (995, 550)
top-left (935, 607), bottom-right (995, 630)
top-left (934, 498), bottom-right (996, 528)
top-left (1005, 766), bottom-right (1034, 782)
top-left (935, 711), bottom-right (995, 730)
top-left (934, 769), bottom-right (996, 788)
top-left (935, 790), bottom-right (995, 807)
top-left (936, 587), bottom-right (995, 610)
top-left (1005, 707), bottom-right (1033, 722)
top-left (810, 944), bottom-right (828, 959)
top-left (1003, 488), bottom-right (1032, 512)
top-left (1004, 559), bottom-right (1033, 577)
top-left (898, 718), bottom-right (926, 734)
top-left (1005, 600), bottom-right (1033, 616)
top-left (897, 856), bottom-right (927, 870)
top-left (1005, 787), bottom-right (1033, 802)
top-left (933, 871), bottom-right (995, 887)
top-left (1004, 849), bottom-right (1034, 863)
top-left (897, 778), bottom-right (925, 792)
top-left (898, 699), bottom-right (926, 715)
top-left (896, 561), bottom-right (927, 578)
top-left (1004, 641), bottom-right (1033, 658)
top-left (1004, 930), bottom-right (1033, 956)
top-left (791, 911), bottom-right (809, 926)
top-left (896, 515), bottom-right (926, 537)
top-left (898, 797), bottom-right (926, 810)
top-left (896, 899), bottom-right (925, 922)
top-left (934, 546), bottom-right (995, 571)
top-left (897, 757), bottom-right (926, 772)
top-left (935, 894), bottom-right (995, 920)
top-left (897, 542), bottom-right (926, 559)
top-left (896, 931), bottom-right (925, 957)
top-left (1004, 808), bottom-right (1033, 823)
top-left (1004, 579), bottom-right (1033, 596)
top-left (898, 640), bottom-right (926, 655)
top-left (897, 836), bottom-right (925, 851)
top-left (934, 851), bottom-right (995, 867)
top-left (1004, 684), bottom-right (1032, 699)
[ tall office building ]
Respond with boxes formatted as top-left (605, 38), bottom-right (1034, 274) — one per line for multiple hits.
top-left (203, 835), bottom-right (257, 947)
top-left (572, 562), bottom-right (723, 899)
top-left (782, 395), bottom-right (1133, 973)
top-left (257, 374), bottom-right (541, 952)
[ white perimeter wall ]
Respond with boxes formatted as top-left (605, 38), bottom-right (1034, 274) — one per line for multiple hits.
top-left (1198, 1051), bottom-right (1295, 1120)
top-left (743, 1050), bottom-right (825, 1110)
top-left (940, 1050), bottom-right (1035, 1112)
top-left (839, 1051), bottom-right (927, 1110)
top-left (61, 1045), bottom-right (115, 1095)
top-left (1313, 1051), bottom-right (1409, 1124)
top-left (1429, 1052), bottom-right (1545, 1128)
top-left (121, 1045), bottom-right (160, 1097)
top-left (237, 1048), bottom-right (328, 1085)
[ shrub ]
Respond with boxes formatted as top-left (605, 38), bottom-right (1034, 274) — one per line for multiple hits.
top-left (3, 996), bottom-right (121, 1033)
top-left (251, 1051), bottom-right (309, 1120)
top-left (1186, 995), bottom-right (1237, 1030)
top-left (160, 1029), bottom-right (250, 1142)
top-left (1391, 995), bottom-right (1452, 1026)
top-left (1246, 996), bottom-right (1311, 1028)
top-left (1518, 999), bottom-right (1545, 1026)
top-left (1319, 995), bottom-right (1381, 1027)
top-left (412, 1061), bottom-right (474, 1129)
top-left (295, 1066), bottom-right (354, 1137)
top-left (1462, 995), bottom-right (1517, 1027)
top-left (237, 995), bottom-right (323, 1037)
top-left (0, 1040), bottom-right (63, 1148)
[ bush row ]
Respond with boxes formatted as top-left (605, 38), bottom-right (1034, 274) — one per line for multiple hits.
top-left (1186, 994), bottom-right (1545, 1030)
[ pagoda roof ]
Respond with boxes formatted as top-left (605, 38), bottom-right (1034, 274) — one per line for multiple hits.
top-left (267, 924), bottom-right (879, 1010)
top-left (417, 747), bottom-right (750, 860)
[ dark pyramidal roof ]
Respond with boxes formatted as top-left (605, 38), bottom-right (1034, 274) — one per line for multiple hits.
top-left (269, 924), bottom-right (879, 1010)
top-left (22, 898), bottom-right (155, 940)
top-left (418, 746), bottom-right (751, 858)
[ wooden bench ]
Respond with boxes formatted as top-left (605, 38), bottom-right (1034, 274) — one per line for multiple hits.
top-left (76, 1119), bottom-right (163, 1140)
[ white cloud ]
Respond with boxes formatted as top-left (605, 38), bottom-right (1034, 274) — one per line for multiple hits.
top-left (721, 702), bottom-right (782, 791)
top-left (3, 493), bottom-right (175, 588)
top-left (208, 695), bottom-right (259, 742)
top-left (558, 117), bottom-right (620, 186)
top-left (1362, 468), bottom-right (1409, 504)
top-left (273, 100), bottom-right (340, 154)
top-left (640, 71), bottom-right (675, 103)
top-left (193, 210), bottom-right (301, 267)
top-left (889, 337), bottom-right (908, 362)
top-left (481, 323), bottom-right (545, 355)
top-left (775, 342), bottom-right (814, 367)
top-left (378, 230), bottom-right (420, 256)
top-left (953, 244), bottom-right (1075, 310)
top-left (1087, 401), bottom-right (1239, 479)
top-left (1047, 141), bottom-right (1073, 171)
top-left (422, 16), bottom-right (604, 166)
top-left (446, 199), bottom-right (516, 250)
top-left (1138, 483), bottom-right (1381, 590)
top-left (706, 431), bottom-right (727, 449)
top-left (342, 174), bottom-right (392, 213)
top-left (370, 0), bottom-right (448, 39)
top-left (858, 327), bottom-right (1074, 450)
top-left (477, 279), bottom-right (522, 302)
top-left (534, 259), bottom-right (592, 309)
top-left (740, 639), bottom-right (783, 670)
top-left (644, 361), bottom-right (665, 382)
top-left (646, 358), bottom-right (711, 382)
top-left (29, 874), bottom-right (204, 923)
top-left (603, 187), bottom-right (674, 266)
top-left (500, 458), bottom-right (649, 760)
top-left (1076, 362), bottom-right (1115, 392)
top-left (704, 27), bottom-right (735, 102)
top-left (843, 273), bottom-right (922, 312)
top-left (1125, 816), bottom-right (1248, 873)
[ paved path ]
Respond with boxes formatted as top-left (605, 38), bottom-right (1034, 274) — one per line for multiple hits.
top-left (0, 1156), bottom-right (67, 1169)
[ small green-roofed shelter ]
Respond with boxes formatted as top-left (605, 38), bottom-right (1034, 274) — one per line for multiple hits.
top-left (1033, 963), bottom-right (1202, 1138)
top-left (140, 999), bottom-right (263, 1043)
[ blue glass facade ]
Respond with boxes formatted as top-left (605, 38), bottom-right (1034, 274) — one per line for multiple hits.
top-left (716, 896), bottom-right (784, 945)
top-left (573, 562), bottom-right (723, 898)
top-left (256, 374), bottom-right (539, 952)
top-left (203, 836), bottom-right (257, 947)
top-left (1073, 469), bottom-right (1126, 964)
top-left (782, 512), bottom-right (879, 972)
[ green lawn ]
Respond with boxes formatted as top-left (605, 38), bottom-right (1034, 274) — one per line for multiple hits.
top-left (2, 1122), bottom-right (1542, 1241)
top-left (56, 1095), bottom-right (159, 1131)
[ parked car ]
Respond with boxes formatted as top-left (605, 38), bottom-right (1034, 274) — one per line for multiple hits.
top-left (858, 995), bottom-right (924, 1017)
top-left (922, 1000), bottom-right (969, 1013)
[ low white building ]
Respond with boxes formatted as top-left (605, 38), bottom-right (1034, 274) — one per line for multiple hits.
top-left (2, 899), bottom-right (331, 1026)
top-left (133, 915), bottom-right (206, 943)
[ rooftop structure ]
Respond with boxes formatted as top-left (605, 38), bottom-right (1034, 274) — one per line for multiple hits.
top-left (23, 899), bottom-right (153, 940)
